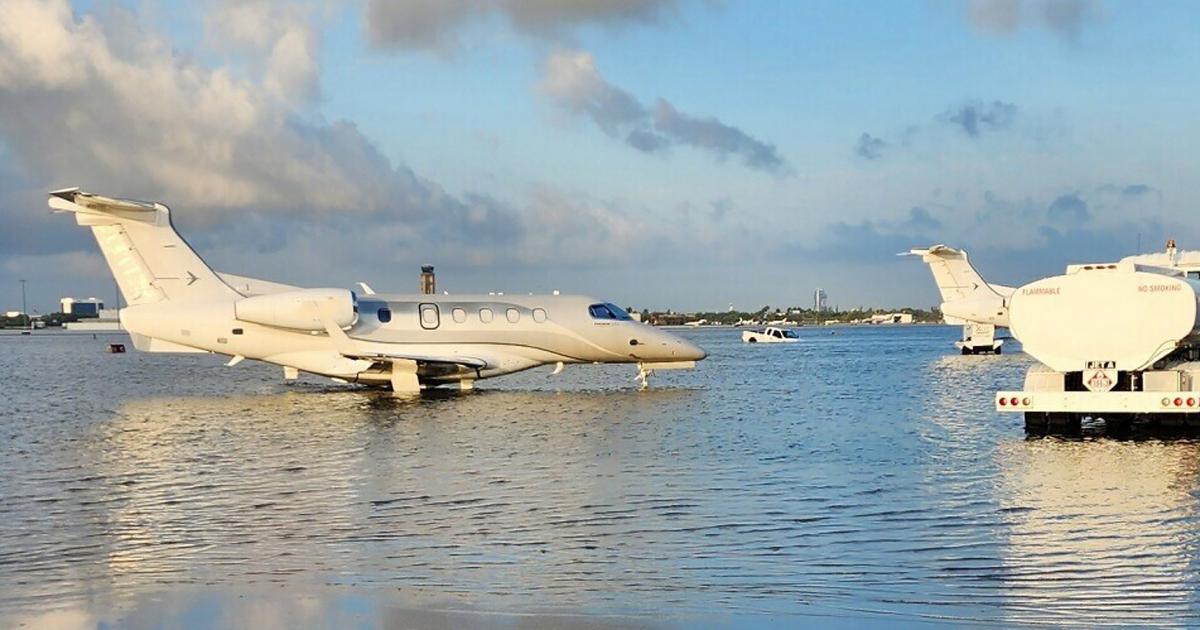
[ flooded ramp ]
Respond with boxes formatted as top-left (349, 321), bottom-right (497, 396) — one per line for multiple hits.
top-left (3, 327), bottom-right (1200, 627)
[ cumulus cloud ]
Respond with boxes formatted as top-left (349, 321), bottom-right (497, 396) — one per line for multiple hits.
top-left (855, 99), bottom-right (1026, 160)
top-left (854, 132), bottom-right (887, 160)
top-left (206, 0), bottom-right (323, 103)
top-left (540, 50), bottom-right (788, 174)
top-left (364, 0), bottom-right (681, 51)
top-left (0, 0), bottom-right (400, 215)
top-left (785, 184), bottom-right (1177, 292)
top-left (1045, 193), bottom-right (1089, 223)
top-left (941, 100), bottom-right (1018, 138)
top-left (967, 0), bottom-right (1104, 42)
top-left (0, 0), bottom-right (731, 298)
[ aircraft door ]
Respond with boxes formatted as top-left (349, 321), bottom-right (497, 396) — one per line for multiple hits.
top-left (419, 303), bottom-right (440, 329)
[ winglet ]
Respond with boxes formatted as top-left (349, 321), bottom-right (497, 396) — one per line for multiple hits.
top-left (357, 282), bottom-right (376, 295)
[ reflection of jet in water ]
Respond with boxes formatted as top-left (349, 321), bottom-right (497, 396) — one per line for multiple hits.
top-left (50, 189), bottom-right (705, 392)
top-left (906, 244), bottom-right (1013, 355)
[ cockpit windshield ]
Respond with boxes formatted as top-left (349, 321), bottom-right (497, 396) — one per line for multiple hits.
top-left (588, 303), bottom-right (633, 321)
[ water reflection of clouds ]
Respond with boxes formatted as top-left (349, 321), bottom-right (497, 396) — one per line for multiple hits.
top-left (6, 386), bottom-right (707, 625)
top-left (995, 438), bottom-right (1200, 627)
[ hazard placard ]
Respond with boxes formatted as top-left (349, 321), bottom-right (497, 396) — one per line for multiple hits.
top-left (1084, 368), bottom-right (1118, 392)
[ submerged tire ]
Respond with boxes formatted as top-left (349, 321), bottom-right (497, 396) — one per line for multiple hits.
top-left (748, 338), bottom-right (757, 343)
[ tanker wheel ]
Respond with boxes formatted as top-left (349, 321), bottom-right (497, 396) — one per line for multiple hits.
top-left (961, 347), bottom-right (971, 356)
top-left (1024, 412), bottom-right (1048, 434)
top-left (1047, 413), bottom-right (1082, 436)
top-left (993, 346), bottom-right (1002, 355)
top-left (748, 338), bottom-right (757, 344)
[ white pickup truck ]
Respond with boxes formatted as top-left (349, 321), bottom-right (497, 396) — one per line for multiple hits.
top-left (742, 327), bottom-right (799, 343)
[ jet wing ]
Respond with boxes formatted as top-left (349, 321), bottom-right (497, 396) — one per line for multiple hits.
top-left (320, 310), bottom-right (489, 369)
top-left (337, 348), bottom-right (488, 370)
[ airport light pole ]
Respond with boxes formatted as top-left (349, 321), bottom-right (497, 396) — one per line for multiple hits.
top-left (19, 279), bottom-right (27, 330)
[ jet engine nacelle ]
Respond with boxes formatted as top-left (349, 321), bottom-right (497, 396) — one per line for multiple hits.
top-left (234, 288), bottom-right (357, 331)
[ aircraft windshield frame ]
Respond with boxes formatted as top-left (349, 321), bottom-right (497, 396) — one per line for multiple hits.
top-left (589, 303), bottom-right (633, 321)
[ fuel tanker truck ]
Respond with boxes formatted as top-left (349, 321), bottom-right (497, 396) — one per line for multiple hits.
top-left (997, 242), bottom-right (1200, 431)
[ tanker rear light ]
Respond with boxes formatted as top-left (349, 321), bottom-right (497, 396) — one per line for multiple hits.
top-left (1160, 397), bottom-right (1198, 408)
top-left (998, 396), bottom-right (1032, 407)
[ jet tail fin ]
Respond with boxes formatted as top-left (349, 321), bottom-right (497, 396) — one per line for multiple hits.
top-left (905, 244), bottom-right (1012, 302)
top-left (49, 188), bottom-right (240, 305)
top-left (905, 244), bottom-right (1013, 327)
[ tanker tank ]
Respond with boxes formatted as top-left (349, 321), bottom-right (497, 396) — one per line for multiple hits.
top-left (997, 256), bottom-right (1200, 433)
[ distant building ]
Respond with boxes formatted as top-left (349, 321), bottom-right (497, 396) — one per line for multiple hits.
top-left (868, 312), bottom-right (914, 325)
top-left (64, 308), bottom-right (121, 331)
top-left (813, 288), bottom-right (828, 312)
top-left (61, 297), bottom-right (104, 317)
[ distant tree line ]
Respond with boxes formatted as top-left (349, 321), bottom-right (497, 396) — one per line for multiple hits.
top-left (641, 306), bottom-right (942, 326)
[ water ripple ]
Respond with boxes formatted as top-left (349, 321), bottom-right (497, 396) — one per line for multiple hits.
top-left (2, 327), bottom-right (1200, 626)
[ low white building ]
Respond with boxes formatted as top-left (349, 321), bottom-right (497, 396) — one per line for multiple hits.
top-left (61, 296), bottom-right (105, 316)
top-left (64, 308), bottom-right (122, 331)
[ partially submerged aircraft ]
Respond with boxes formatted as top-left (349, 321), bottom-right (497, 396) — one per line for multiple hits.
top-left (50, 188), bottom-right (706, 392)
top-left (906, 244), bottom-right (1013, 354)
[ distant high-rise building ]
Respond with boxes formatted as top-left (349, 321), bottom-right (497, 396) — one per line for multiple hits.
top-left (813, 288), bottom-right (828, 312)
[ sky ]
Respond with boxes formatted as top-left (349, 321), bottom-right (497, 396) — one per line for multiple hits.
top-left (1, 0), bottom-right (1197, 314)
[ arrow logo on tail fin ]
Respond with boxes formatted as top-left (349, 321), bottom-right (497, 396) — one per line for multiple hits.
top-left (186, 271), bottom-right (198, 286)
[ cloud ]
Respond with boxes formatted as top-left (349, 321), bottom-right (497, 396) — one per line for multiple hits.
top-left (206, 0), bottom-right (322, 102)
top-left (0, 0), bottom-right (741, 306)
top-left (855, 99), bottom-right (1028, 161)
top-left (0, 0), bottom-right (409, 216)
top-left (784, 185), bottom-right (1176, 291)
top-left (854, 132), bottom-right (887, 160)
top-left (540, 50), bottom-right (788, 174)
top-left (967, 0), bottom-right (1104, 42)
top-left (941, 100), bottom-right (1018, 138)
top-left (364, 0), bottom-right (681, 51)
top-left (783, 207), bottom-right (945, 264)
top-left (1045, 193), bottom-right (1089, 223)
top-left (652, 100), bottom-right (787, 173)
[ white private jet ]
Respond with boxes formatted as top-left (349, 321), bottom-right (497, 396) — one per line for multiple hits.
top-left (50, 188), bottom-right (706, 392)
top-left (906, 244), bottom-right (1013, 354)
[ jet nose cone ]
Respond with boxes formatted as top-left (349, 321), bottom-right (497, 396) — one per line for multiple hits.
top-left (679, 339), bottom-right (707, 362)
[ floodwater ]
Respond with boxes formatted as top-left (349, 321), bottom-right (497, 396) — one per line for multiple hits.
top-left (4, 326), bottom-right (1200, 628)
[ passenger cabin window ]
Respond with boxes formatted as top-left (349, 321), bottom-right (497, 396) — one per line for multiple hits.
top-left (772, 330), bottom-right (783, 338)
top-left (377, 307), bottom-right (392, 323)
top-left (506, 308), bottom-right (520, 323)
top-left (452, 307), bottom-right (467, 323)
top-left (420, 304), bottom-right (439, 329)
top-left (479, 308), bottom-right (494, 323)
top-left (532, 308), bottom-right (548, 323)
top-left (1189, 271), bottom-right (1200, 280)
top-left (588, 303), bottom-right (633, 321)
